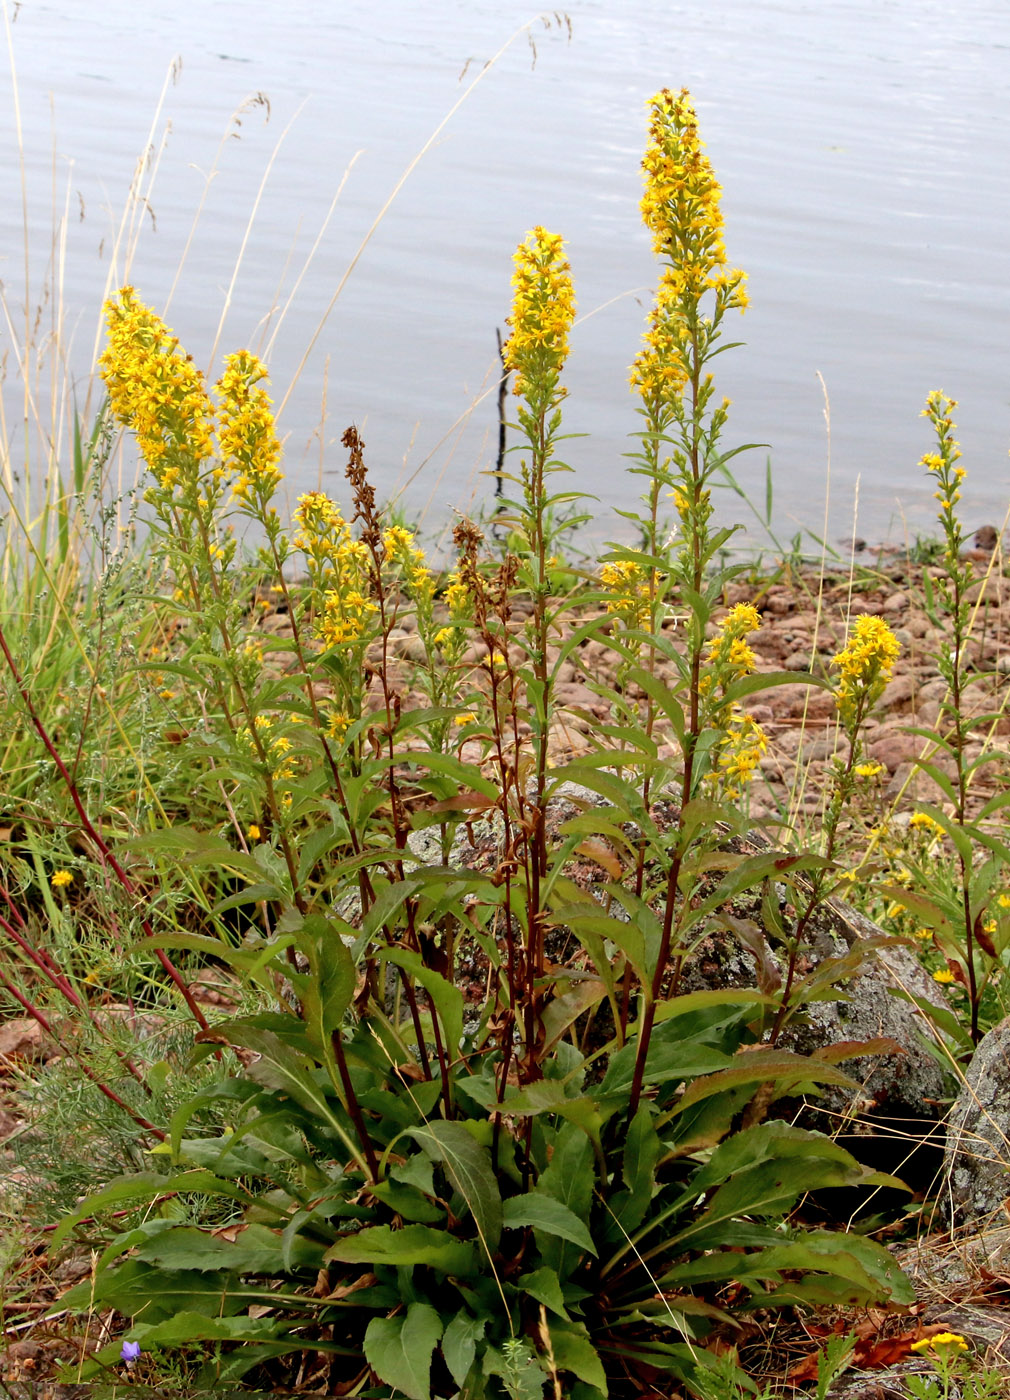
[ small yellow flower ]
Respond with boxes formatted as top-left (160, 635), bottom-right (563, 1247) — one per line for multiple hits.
top-left (247, 824), bottom-right (261, 842)
top-left (914, 927), bottom-right (935, 941)
top-left (854, 762), bottom-right (885, 779)
top-left (910, 811), bottom-right (946, 836)
top-left (997, 893), bottom-right (1010, 910)
top-left (454, 712), bottom-right (477, 727)
top-left (51, 870), bottom-right (73, 889)
top-left (910, 1332), bottom-right (968, 1354)
top-left (932, 969), bottom-right (956, 985)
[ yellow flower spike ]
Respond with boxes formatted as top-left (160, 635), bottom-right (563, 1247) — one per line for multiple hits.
top-left (600, 559), bottom-right (652, 629)
top-left (217, 350), bottom-right (283, 503)
top-left (706, 602), bottom-right (762, 678)
top-left (638, 88), bottom-right (747, 309)
top-left (100, 286), bottom-right (215, 479)
top-left (503, 227), bottom-right (575, 403)
top-left (831, 614), bottom-right (900, 730)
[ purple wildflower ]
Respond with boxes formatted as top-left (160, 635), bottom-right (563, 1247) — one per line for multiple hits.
top-left (120, 1339), bottom-right (141, 1363)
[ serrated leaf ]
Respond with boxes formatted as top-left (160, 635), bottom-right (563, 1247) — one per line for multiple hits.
top-left (365, 1302), bottom-right (443, 1400)
top-left (619, 1105), bottom-right (662, 1233)
top-left (503, 1192), bottom-right (596, 1256)
top-left (537, 1123), bottom-right (595, 1281)
top-left (131, 1221), bottom-right (323, 1273)
top-left (517, 1266), bottom-right (569, 1318)
top-left (442, 1310), bottom-right (487, 1388)
top-left (288, 913), bottom-right (355, 1048)
top-left (409, 1121), bottom-right (502, 1253)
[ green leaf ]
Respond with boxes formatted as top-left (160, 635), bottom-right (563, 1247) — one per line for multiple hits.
top-left (325, 1223), bottom-right (476, 1275)
top-left (517, 1266), bottom-right (569, 1319)
top-left (51, 1169), bottom-right (256, 1250)
top-left (131, 1221), bottom-right (323, 1274)
top-left (384, 945), bottom-right (464, 1061)
top-left (409, 1121), bottom-right (503, 1253)
top-left (365, 1302), bottom-right (444, 1400)
top-left (288, 913), bottom-right (356, 1050)
top-left (545, 1319), bottom-right (608, 1394)
top-left (601, 1039), bottom-right (733, 1098)
top-left (503, 1192), bottom-right (596, 1256)
top-left (537, 1123), bottom-right (595, 1281)
top-left (661, 1051), bottom-right (857, 1122)
top-left (61, 1260), bottom-right (245, 1321)
top-left (442, 1310), bottom-right (487, 1388)
top-left (202, 1022), bottom-right (356, 1156)
top-left (617, 1105), bottom-right (662, 1233)
top-left (724, 669), bottom-right (832, 702)
top-left (369, 1179), bottom-right (445, 1224)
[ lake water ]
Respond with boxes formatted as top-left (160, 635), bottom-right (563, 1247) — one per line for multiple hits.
top-left (2, 0), bottom-right (1009, 555)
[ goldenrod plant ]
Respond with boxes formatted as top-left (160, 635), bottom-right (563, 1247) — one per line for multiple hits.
top-left (875, 394), bottom-right (1010, 1048)
top-left (21, 92), bottom-right (920, 1400)
top-left (10, 83), bottom-right (1010, 1400)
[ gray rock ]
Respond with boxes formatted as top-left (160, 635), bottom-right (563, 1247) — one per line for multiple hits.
top-left (680, 887), bottom-right (952, 1129)
top-left (944, 1016), bottom-right (1010, 1223)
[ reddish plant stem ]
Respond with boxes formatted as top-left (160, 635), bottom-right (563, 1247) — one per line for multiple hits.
top-left (0, 619), bottom-right (210, 1033)
top-left (0, 969), bottom-right (165, 1139)
top-left (0, 910), bottom-right (151, 1092)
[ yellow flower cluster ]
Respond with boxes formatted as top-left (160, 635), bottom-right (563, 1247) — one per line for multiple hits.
top-left (713, 707), bottom-right (768, 800)
top-left (238, 714), bottom-right (297, 782)
top-left (327, 710), bottom-right (351, 740)
top-left (218, 351), bottom-right (283, 507)
top-left (294, 492), bottom-right (377, 648)
top-left (432, 570), bottom-right (473, 649)
top-left (600, 559), bottom-right (652, 629)
top-left (920, 391), bottom-right (965, 520)
top-left (100, 287), bottom-right (215, 481)
top-left (909, 811), bottom-right (945, 837)
top-left (831, 615), bottom-right (900, 730)
top-left (707, 602), bottom-right (761, 676)
top-left (910, 1332), bottom-right (968, 1355)
top-left (382, 525), bottom-right (434, 606)
top-left (319, 589), bottom-right (377, 648)
top-left (503, 227), bottom-right (576, 402)
top-left (638, 89), bottom-right (748, 311)
top-left (630, 269), bottom-right (690, 405)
